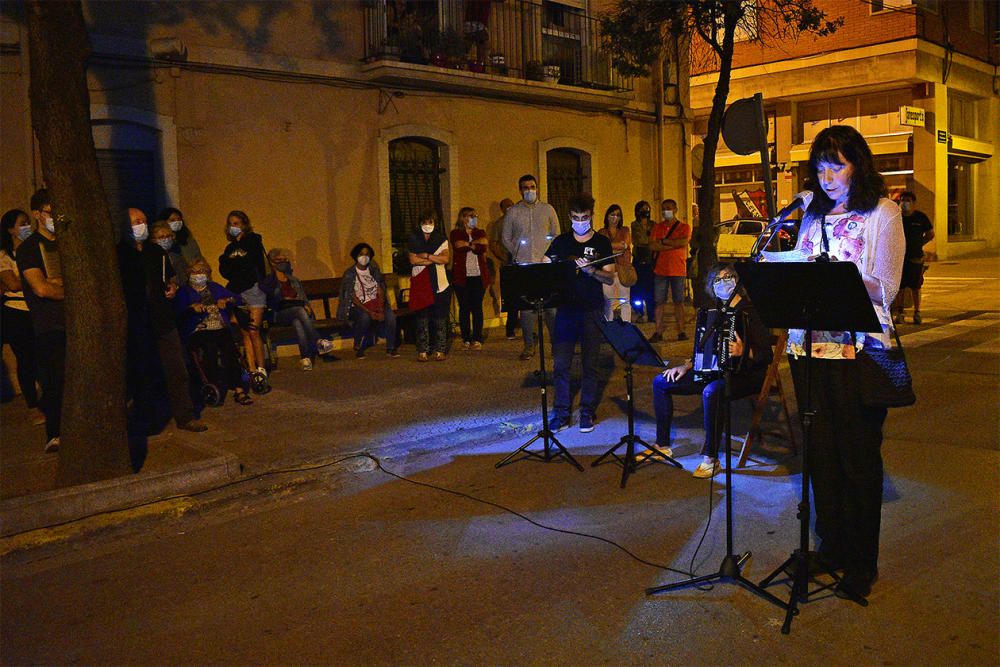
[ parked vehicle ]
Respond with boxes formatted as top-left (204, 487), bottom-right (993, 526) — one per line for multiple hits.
top-left (715, 218), bottom-right (795, 260)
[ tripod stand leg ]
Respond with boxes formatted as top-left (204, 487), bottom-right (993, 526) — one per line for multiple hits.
top-left (495, 432), bottom-right (543, 469)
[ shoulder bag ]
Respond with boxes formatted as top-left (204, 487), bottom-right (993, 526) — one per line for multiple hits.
top-left (856, 328), bottom-right (916, 408)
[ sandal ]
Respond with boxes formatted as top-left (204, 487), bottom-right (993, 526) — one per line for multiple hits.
top-left (234, 391), bottom-right (254, 406)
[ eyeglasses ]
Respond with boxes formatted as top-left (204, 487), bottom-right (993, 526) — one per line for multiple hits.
top-left (712, 274), bottom-right (736, 284)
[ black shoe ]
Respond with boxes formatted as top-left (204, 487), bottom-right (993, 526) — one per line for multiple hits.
top-left (177, 419), bottom-right (208, 433)
top-left (519, 350), bottom-right (534, 361)
top-left (579, 413), bottom-right (595, 433)
top-left (677, 331), bottom-right (689, 341)
top-left (648, 333), bottom-right (663, 344)
top-left (549, 416), bottom-right (570, 433)
top-left (835, 570), bottom-right (876, 604)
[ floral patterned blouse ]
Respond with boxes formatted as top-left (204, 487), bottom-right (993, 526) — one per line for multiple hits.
top-left (786, 197), bottom-right (905, 360)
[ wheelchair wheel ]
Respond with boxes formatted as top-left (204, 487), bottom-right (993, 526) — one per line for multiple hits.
top-left (250, 370), bottom-right (271, 394)
top-left (201, 383), bottom-right (225, 407)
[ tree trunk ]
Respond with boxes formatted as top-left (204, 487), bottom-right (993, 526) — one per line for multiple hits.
top-left (26, 0), bottom-right (131, 485)
top-left (693, 0), bottom-right (740, 307)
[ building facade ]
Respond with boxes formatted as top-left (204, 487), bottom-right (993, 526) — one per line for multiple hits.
top-left (689, 0), bottom-right (999, 259)
top-left (1, 0), bottom-right (689, 300)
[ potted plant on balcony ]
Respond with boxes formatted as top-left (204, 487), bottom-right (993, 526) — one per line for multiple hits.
top-left (396, 12), bottom-right (426, 64)
top-left (488, 53), bottom-right (508, 76)
top-left (437, 27), bottom-right (470, 69)
top-left (542, 62), bottom-right (561, 84)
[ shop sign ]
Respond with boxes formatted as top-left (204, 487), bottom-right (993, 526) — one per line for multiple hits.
top-left (899, 105), bottom-right (925, 127)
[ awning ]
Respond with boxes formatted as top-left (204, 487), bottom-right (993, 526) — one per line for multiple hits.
top-left (713, 150), bottom-right (764, 167)
top-left (949, 135), bottom-right (993, 163)
top-left (790, 132), bottom-right (912, 162)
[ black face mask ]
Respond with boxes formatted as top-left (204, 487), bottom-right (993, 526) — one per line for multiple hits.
top-left (640, 210), bottom-right (651, 219)
top-left (275, 261), bottom-right (292, 274)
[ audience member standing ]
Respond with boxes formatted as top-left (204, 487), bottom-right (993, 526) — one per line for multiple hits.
top-left (450, 207), bottom-right (491, 349)
top-left (501, 175), bottom-right (559, 360)
top-left (649, 198), bottom-right (690, 342)
top-left (157, 207), bottom-right (202, 264)
top-left (891, 190), bottom-right (934, 325)
top-left (1, 209), bottom-right (42, 425)
top-left (488, 198), bottom-right (517, 339)
top-left (407, 211), bottom-right (451, 361)
top-left (151, 221), bottom-right (189, 287)
top-left (16, 190), bottom-right (65, 452)
top-left (630, 200), bottom-right (654, 322)
top-left (219, 210), bottom-right (268, 376)
top-left (598, 203), bottom-right (632, 322)
top-left (119, 208), bottom-right (206, 434)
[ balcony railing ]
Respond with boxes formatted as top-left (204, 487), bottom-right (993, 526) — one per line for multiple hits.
top-left (362, 0), bottom-right (631, 92)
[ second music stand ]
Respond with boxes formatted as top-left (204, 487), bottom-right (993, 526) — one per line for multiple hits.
top-left (591, 318), bottom-right (681, 487)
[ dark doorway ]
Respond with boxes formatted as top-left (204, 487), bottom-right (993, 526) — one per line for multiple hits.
top-left (389, 137), bottom-right (445, 271)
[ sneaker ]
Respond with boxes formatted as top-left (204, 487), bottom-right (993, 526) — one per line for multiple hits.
top-left (471, 341), bottom-right (483, 350)
top-left (519, 349), bottom-right (534, 361)
top-left (433, 351), bottom-right (447, 361)
top-left (417, 352), bottom-right (430, 362)
top-left (549, 415), bottom-right (570, 433)
top-left (506, 334), bottom-right (517, 340)
top-left (692, 458), bottom-right (721, 479)
top-left (387, 348), bottom-right (401, 358)
top-left (579, 413), bottom-right (595, 433)
top-left (44, 436), bottom-right (60, 453)
top-left (648, 332), bottom-right (663, 344)
top-left (642, 445), bottom-right (673, 459)
top-left (177, 419), bottom-right (208, 433)
top-left (912, 311), bottom-right (923, 325)
top-left (892, 312), bottom-right (903, 324)
top-left (300, 358), bottom-right (313, 371)
top-left (462, 341), bottom-right (472, 350)
top-left (317, 338), bottom-right (335, 355)
top-left (354, 347), bottom-right (365, 359)
top-left (28, 407), bottom-right (46, 426)
top-left (256, 366), bottom-right (268, 378)
top-left (677, 331), bottom-right (689, 341)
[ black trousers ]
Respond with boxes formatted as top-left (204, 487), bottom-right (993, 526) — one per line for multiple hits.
top-left (454, 280), bottom-right (485, 343)
top-left (790, 356), bottom-right (887, 579)
top-left (189, 329), bottom-right (245, 391)
top-left (1, 306), bottom-right (39, 408)
top-left (127, 318), bottom-right (196, 431)
top-left (35, 329), bottom-right (66, 441)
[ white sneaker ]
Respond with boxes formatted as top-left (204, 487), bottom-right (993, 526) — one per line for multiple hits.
top-left (300, 358), bottom-right (313, 371)
top-left (256, 366), bottom-right (268, 378)
top-left (692, 458), bottom-right (721, 479)
top-left (317, 338), bottom-right (335, 355)
top-left (44, 437), bottom-right (60, 453)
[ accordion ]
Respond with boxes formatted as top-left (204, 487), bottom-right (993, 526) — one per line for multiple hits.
top-left (692, 308), bottom-right (746, 381)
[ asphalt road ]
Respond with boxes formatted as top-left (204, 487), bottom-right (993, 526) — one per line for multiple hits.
top-left (2, 257), bottom-right (998, 665)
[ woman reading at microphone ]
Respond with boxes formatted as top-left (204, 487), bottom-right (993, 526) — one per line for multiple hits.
top-left (770, 125), bottom-right (904, 603)
top-left (543, 193), bottom-right (615, 434)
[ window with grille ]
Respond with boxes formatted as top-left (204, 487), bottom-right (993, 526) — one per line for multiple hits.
top-left (546, 148), bottom-right (590, 233)
top-left (389, 137), bottom-right (444, 254)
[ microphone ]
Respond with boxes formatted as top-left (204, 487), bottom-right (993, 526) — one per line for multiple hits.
top-left (771, 191), bottom-right (814, 224)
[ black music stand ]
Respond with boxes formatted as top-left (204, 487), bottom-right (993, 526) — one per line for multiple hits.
top-left (736, 260), bottom-right (881, 634)
top-left (646, 276), bottom-right (790, 612)
top-left (496, 262), bottom-right (582, 471)
top-left (591, 319), bottom-right (681, 487)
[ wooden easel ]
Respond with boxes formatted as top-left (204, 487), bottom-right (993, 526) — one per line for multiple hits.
top-left (733, 330), bottom-right (797, 467)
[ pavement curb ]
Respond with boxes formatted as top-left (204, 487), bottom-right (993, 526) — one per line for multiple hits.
top-left (0, 442), bottom-right (240, 538)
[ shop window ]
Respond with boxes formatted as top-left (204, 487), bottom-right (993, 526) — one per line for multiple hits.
top-left (947, 157), bottom-right (974, 237)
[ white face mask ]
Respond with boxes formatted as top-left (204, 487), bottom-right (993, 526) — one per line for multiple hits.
top-left (16, 225), bottom-right (33, 241)
top-left (154, 237), bottom-right (173, 251)
top-left (420, 224), bottom-right (435, 234)
top-left (713, 277), bottom-right (737, 301)
top-left (168, 219), bottom-right (184, 232)
top-left (43, 216), bottom-right (55, 234)
top-left (571, 218), bottom-right (592, 235)
top-left (468, 216), bottom-right (478, 228)
top-left (357, 255), bottom-right (371, 266)
top-left (228, 225), bottom-right (242, 238)
top-left (662, 210), bottom-right (675, 221)
top-left (522, 190), bottom-right (537, 204)
top-left (132, 223), bottom-right (149, 242)
top-left (189, 274), bottom-right (208, 288)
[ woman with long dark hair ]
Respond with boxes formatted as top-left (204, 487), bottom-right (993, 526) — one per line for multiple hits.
top-left (598, 203), bottom-right (632, 321)
top-left (775, 124), bottom-right (904, 602)
top-left (450, 206), bottom-right (490, 349)
top-left (218, 210), bottom-right (268, 376)
top-left (407, 210), bottom-right (451, 361)
top-left (157, 207), bottom-right (202, 264)
top-left (0, 209), bottom-right (42, 423)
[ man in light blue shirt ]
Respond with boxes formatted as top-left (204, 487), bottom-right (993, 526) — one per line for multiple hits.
top-left (502, 174), bottom-right (560, 360)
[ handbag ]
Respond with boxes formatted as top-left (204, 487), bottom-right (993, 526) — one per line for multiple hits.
top-left (856, 328), bottom-right (916, 408)
top-left (616, 256), bottom-right (638, 287)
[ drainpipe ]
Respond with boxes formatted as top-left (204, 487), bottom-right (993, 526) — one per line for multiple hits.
top-left (655, 51), bottom-right (665, 204)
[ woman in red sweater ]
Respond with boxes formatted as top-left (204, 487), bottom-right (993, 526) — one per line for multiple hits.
top-left (450, 206), bottom-right (491, 349)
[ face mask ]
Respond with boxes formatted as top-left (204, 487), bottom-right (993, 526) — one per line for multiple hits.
top-left (154, 238), bottom-right (173, 251)
top-left (468, 217), bottom-right (478, 228)
top-left (189, 274), bottom-right (208, 288)
top-left (229, 225), bottom-right (242, 238)
top-left (900, 202), bottom-right (913, 214)
top-left (132, 223), bottom-right (149, 242)
top-left (421, 224), bottom-right (435, 234)
top-left (357, 255), bottom-right (371, 267)
top-left (662, 210), bottom-right (675, 221)
top-left (713, 277), bottom-right (737, 301)
top-left (43, 216), bottom-right (55, 234)
top-left (16, 225), bottom-right (33, 241)
top-left (275, 261), bottom-right (292, 274)
top-left (640, 209), bottom-right (651, 219)
top-left (522, 190), bottom-right (537, 204)
top-left (168, 219), bottom-right (184, 232)
top-left (571, 218), bottom-right (592, 235)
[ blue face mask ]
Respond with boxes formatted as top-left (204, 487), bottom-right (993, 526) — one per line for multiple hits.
top-left (190, 274), bottom-right (208, 288)
top-left (154, 238), bottom-right (173, 251)
top-left (132, 223), bottom-right (149, 242)
top-left (16, 225), bottom-right (33, 241)
top-left (229, 225), bottom-right (242, 238)
top-left (713, 278), bottom-right (737, 301)
top-left (468, 217), bottom-right (478, 228)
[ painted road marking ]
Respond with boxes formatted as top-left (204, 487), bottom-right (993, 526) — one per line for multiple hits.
top-left (899, 311), bottom-right (999, 349)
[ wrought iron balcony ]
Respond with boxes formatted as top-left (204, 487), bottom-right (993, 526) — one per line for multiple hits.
top-left (362, 0), bottom-right (631, 93)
